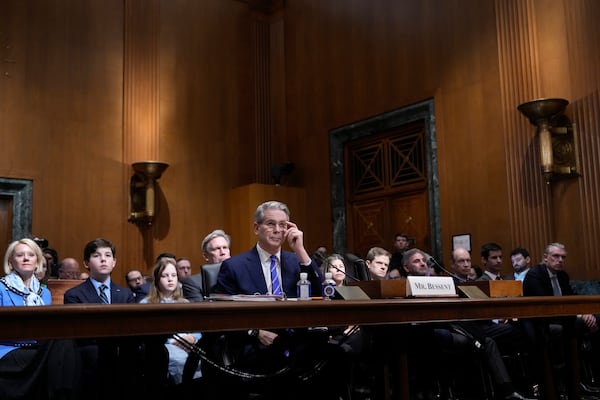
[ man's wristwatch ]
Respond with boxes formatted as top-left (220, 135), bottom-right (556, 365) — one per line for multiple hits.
top-left (247, 329), bottom-right (259, 338)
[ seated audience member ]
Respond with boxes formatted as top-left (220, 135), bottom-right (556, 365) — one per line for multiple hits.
top-left (35, 255), bottom-right (49, 287)
top-left (324, 254), bottom-right (364, 349)
top-left (402, 248), bottom-right (535, 400)
top-left (43, 246), bottom-right (59, 278)
top-left (0, 238), bottom-right (81, 399)
top-left (156, 252), bottom-right (176, 261)
top-left (325, 253), bottom-right (348, 286)
top-left (57, 257), bottom-right (82, 280)
top-left (64, 238), bottom-right (150, 400)
top-left (125, 269), bottom-right (150, 303)
top-left (387, 265), bottom-right (404, 280)
top-left (365, 246), bottom-right (391, 280)
top-left (140, 257), bottom-right (202, 385)
top-left (388, 233), bottom-right (410, 276)
top-left (505, 247), bottom-right (532, 281)
top-left (175, 257), bottom-right (192, 283)
top-left (477, 242), bottom-right (505, 281)
top-left (311, 246), bottom-right (328, 271)
top-left (182, 229), bottom-right (232, 302)
top-left (468, 265), bottom-right (483, 280)
top-left (450, 247), bottom-right (472, 283)
top-left (64, 239), bottom-right (134, 305)
top-left (523, 242), bottom-right (600, 398)
top-left (475, 243), bottom-right (527, 352)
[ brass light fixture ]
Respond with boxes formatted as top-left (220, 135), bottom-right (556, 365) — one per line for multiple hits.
top-left (517, 98), bottom-right (580, 183)
top-left (128, 161), bottom-right (169, 226)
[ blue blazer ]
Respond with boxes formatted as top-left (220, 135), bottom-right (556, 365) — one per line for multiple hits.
top-left (64, 278), bottom-right (135, 304)
top-left (0, 281), bottom-right (52, 359)
top-left (215, 247), bottom-right (323, 297)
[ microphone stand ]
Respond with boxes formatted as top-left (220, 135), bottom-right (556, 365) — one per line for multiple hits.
top-left (330, 264), bottom-right (360, 282)
top-left (426, 256), bottom-right (467, 283)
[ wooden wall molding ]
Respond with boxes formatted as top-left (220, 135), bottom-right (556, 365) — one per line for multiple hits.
top-left (253, 18), bottom-right (273, 183)
top-left (123, 0), bottom-right (161, 268)
top-left (123, 0), bottom-right (160, 164)
top-left (562, 0), bottom-right (600, 275)
top-left (495, 0), bottom-right (554, 257)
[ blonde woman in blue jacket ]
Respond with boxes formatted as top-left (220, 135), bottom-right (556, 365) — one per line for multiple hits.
top-left (0, 238), bottom-right (81, 399)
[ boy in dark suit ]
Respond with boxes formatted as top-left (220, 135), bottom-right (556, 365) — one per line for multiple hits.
top-left (65, 238), bottom-right (134, 304)
top-left (64, 239), bottom-right (157, 399)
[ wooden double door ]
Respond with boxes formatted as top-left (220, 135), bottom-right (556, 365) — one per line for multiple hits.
top-left (344, 121), bottom-right (431, 258)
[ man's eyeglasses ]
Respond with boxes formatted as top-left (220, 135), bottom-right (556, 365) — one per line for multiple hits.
top-left (262, 221), bottom-right (288, 230)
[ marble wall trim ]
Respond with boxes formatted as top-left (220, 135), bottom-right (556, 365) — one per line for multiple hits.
top-left (0, 177), bottom-right (32, 241)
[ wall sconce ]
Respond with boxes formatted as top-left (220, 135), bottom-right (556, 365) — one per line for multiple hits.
top-left (128, 161), bottom-right (169, 226)
top-left (517, 98), bottom-right (580, 183)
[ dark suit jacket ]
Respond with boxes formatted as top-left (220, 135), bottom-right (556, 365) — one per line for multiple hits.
top-left (132, 282), bottom-right (150, 303)
top-left (523, 263), bottom-right (574, 297)
top-left (477, 271), bottom-right (501, 281)
top-left (214, 246), bottom-right (323, 297)
top-left (182, 273), bottom-right (204, 303)
top-left (64, 278), bottom-right (135, 304)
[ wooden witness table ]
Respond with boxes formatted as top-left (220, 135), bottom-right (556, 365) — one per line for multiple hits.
top-left (2, 295), bottom-right (600, 400)
top-left (3, 295), bottom-right (600, 340)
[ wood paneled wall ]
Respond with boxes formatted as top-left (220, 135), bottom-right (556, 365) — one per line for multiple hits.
top-left (1, 0), bottom-right (600, 284)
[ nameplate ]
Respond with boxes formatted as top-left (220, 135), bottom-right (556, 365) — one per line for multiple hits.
top-left (406, 276), bottom-right (457, 297)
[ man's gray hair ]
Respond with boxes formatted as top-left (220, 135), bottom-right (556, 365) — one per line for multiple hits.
top-left (201, 229), bottom-right (231, 253)
top-left (401, 248), bottom-right (427, 267)
top-left (253, 201), bottom-right (290, 223)
top-left (544, 242), bottom-right (565, 254)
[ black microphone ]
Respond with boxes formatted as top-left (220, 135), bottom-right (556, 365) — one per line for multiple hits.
top-left (329, 264), bottom-right (360, 282)
top-left (422, 252), bottom-right (467, 283)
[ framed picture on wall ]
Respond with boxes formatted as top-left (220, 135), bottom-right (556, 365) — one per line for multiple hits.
top-left (452, 234), bottom-right (471, 252)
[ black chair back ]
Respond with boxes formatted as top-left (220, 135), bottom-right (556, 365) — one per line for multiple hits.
top-left (201, 263), bottom-right (222, 295)
top-left (344, 253), bottom-right (371, 281)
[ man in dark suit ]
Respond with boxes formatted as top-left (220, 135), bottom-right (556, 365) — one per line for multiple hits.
top-left (212, 201), bottom-right (328, 399)
top-left (125, 269), bottom-right (150, 302)
top-left (477, 242), bottom-right (505, 281)
top-left (388, 232), bottom-right (411, 278)
top-left (215, 201), bottom-right (322, 297)
top-left (436, 248), bottom-right (536, 400)
top-left (182, 229), bottom-right (232, 302)
top-left (523, 242), bottom-right (600, 398)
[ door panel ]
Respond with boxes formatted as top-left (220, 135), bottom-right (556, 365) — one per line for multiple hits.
top-left (345, 121), bottom-right (430, 258)
top-left (390, 192), bottom-right (429, 251)
top-left (0, 196), bottom-right (13, 255)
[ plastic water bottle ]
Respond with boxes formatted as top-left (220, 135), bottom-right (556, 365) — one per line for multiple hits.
top-left (321, 272), bottom-right (337, 300)
top-left (297, 272), bottom-right (311, 300)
